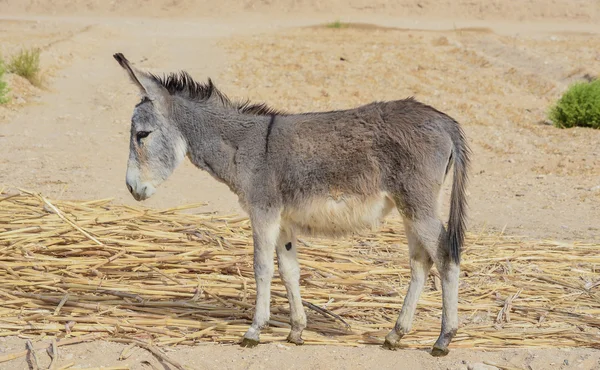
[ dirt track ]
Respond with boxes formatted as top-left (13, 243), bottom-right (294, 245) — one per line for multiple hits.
top-left (1, 0), bottom-right (600, 369)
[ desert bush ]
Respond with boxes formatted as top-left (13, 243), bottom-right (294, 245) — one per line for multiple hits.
top-left (327, 20), bottom-right (348, 29)
top-left (0, 56), bottom-right (9, 104)
top-left (549, 79), bottom-right (600, 129)
top-left (8, 48), bottom-right (41, 87)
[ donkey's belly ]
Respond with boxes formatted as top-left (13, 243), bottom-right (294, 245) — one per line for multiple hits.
top-left (282, 192), bottom-right (396, 238)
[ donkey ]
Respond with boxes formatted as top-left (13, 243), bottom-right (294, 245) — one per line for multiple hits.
top-left (113, 52), bottom-right (470, 356)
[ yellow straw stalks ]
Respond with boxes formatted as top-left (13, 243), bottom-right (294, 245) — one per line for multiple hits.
top-left (0, 188), bottom-right (598, 355)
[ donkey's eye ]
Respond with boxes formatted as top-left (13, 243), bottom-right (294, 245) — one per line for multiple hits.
top-left (136, 131), bottom-right (151, 142)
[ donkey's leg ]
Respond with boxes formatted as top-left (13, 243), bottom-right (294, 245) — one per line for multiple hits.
top-left (384, 217), bottom-right (433, 350)
top-left (241, 210), bottom-right (281, 348)
top-left (275, 227), bottom-right (307, 345)
top-left (431, 250), bottom-right (459, 356)
top-left (411, 215), bottom-right (459, 357)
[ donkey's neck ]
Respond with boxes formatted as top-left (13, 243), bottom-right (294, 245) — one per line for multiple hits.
top-left (175, 100), bottom-right (268, 193)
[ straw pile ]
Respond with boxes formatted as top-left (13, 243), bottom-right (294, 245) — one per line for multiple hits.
top-left (0, 188), bottom-right (599, 354)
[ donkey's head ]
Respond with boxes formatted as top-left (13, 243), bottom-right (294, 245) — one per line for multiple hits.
top-left (114, 53), bottom-right (187, 201)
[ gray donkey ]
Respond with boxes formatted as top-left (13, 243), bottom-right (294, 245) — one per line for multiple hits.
top-left (113, 52), bottom-right (470, 356)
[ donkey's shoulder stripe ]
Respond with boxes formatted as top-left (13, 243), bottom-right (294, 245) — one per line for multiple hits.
top-left (265, 114), bottom-right (277, 154)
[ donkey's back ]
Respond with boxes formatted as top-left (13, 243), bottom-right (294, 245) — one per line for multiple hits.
top-left (267, 98), bottom-right (464, 239)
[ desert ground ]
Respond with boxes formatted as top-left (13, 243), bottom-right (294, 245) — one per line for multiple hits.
top-left (1, 0), bottom-right (600, 369)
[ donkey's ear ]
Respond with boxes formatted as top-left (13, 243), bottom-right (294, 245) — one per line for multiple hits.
top-left (113, 53), bottom-right (168, 101)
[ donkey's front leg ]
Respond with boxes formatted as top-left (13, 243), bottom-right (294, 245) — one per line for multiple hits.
top-left (275, 227), bottom-right (306, 345)
top-left (241, 210), bottom-right (281, 348)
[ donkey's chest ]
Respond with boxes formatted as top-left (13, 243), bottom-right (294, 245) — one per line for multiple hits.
top-left (282, 192), bottom-right (396, 238)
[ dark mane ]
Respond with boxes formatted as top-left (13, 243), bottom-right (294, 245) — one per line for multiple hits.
top-left (148, 71), bottom-right (226, 103)
top-left (149, 71), bottom-right (288, 116)
top-left (235, 100), bottom-right (288, 116)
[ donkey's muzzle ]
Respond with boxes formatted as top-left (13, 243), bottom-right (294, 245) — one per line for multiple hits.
top-left (126, 179), bottom-right (153, 201)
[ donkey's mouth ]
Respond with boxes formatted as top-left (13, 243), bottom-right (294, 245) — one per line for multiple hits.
top-left (131, 192), bottom-right (148, 202)
top-left (127, 183), bottom-right (155, 201)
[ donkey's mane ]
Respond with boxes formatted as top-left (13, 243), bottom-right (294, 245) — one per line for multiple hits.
top-left (149, 71), bottom-right (288, 116)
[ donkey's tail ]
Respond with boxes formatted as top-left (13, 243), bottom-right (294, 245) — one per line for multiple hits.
top-left (446, 122), bottom-right (471, 265)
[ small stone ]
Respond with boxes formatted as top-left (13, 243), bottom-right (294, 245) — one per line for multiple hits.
top-left (432, 36), bottom-right (449, 46)
top-left (276, 343), bottom-right (290, 350)
top-left (467, 364), bottom-right (500, 370)
top-left (563, 359), bottom-right (569, 366)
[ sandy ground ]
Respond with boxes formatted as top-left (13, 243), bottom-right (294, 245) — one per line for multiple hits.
top-left (1, 0), bottom-right (600, 369)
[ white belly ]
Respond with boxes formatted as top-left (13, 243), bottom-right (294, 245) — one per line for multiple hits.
top-left (282, 192), bottom-right (396, 238)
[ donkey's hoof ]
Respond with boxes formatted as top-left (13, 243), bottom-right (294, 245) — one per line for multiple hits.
top-left (382, 331), bottom-right (403, 350)
top-left (382, 338), bottom-right (399, 350)
top-left (286, 332), bottom-right (304, 345)
top-left (430, 345), bottom-right (450, 357)
top-left (240, 337), bottom-right (260, 348)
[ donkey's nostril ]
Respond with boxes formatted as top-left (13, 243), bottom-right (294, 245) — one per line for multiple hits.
top-left (126, 183), bottom-right (133, 194)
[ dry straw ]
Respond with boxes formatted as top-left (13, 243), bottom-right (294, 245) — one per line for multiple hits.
top-left (0, 187), bottom-right (599, 360)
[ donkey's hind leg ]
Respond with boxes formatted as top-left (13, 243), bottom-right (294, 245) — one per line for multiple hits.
top-left (275, 226), bottom-right (307, 345)
top-left (384, 217), bottom-right (433, 350)
top-left (410, 215), bottom-right (459, 357)
top-left (431, 248), bottom-right (459, 357)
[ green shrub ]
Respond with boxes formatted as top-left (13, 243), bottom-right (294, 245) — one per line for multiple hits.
top-left (8, 48), bottom-right (41, 87)
top-left (0, 57), bottom-right (8, 104)
top-left (326, 20), bottom-right (348, 29)
top-left (549, 79), bottom-right (600, 129)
